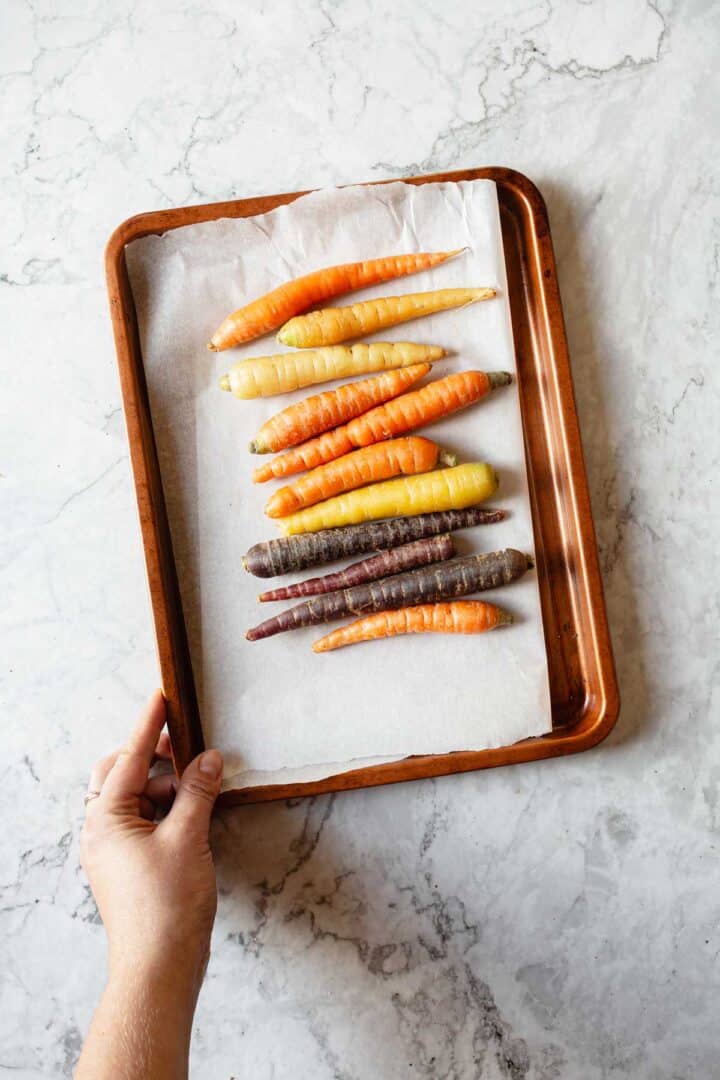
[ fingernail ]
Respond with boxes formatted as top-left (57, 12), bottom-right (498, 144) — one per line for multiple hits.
top-left (198, 749), bottom-right (223, 778)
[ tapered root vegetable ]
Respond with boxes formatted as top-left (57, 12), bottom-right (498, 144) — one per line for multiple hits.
top-left (346, 370), bottom-right (511, 448)
top-left (249, 365), bottom-right (430, 454)
top-left (278, 462), bottom-right (498, 536)
top-left (253, 428), bottom-right (353, 483)
top-left (219, 343), bottom-right (446, 398)
top-left (278, 287), bottom-right (496, 348)
top-left (258, 535), bottom-right (455, 602)
top-left (265, 437), bottom-right (455, 519)
top-left (245, 549), bottom-right (532, 640)
top-left (242, 507), bottom-right (507, 578)
top-left (253, 370), bottom-right (511, 483)
top-left (208, 251), bottom-right (465, 350)
top-left (313, 600), bottom-right (512, 652)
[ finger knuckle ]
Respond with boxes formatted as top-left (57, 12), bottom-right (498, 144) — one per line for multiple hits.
top-left (182, 777), bottom-right (216, 802)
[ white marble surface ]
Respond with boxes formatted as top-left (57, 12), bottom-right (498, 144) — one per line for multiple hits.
top-left (1, 1), bottom-right (718, 1076)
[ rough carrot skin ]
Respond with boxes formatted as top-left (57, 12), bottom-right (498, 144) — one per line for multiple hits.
top-left (208, 251), bottom-right (464, 350)
top-left (219, 343), bottom-right (446, 398)
top-left (277, 287), bottom-right (496, 348)
top-left (249, 364), bottom-right (431, 454)
top-left (242, 507), bottom-right (507, 578)
top-left (265, 437), bottom-right (452, 519)
top-left (258, 535), bottom-right (455, 602)
top-left (313, 600), bottom-right (512, 652)
top-left (253, 427), bottom-right (355, 483)
top-left (278, 462), bottom-right (498, 536)
top-left (252, 370), bottom-right (512, 483)
top-left (346, 370), bottom-right (511, 447)
top-left (245, 549), bottom-right (532, 640)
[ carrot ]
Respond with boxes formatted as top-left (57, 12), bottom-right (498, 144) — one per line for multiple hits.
top-left (278, 462), bottom-right (498, 536)
top-left (245, 549), bottom-right (532, 640)
top-left (253, 371), bottom-right (511, 483)
top-left (219, 343), bottom-right (446, 398)
top-left (277, 287), bottom-right (496, 348)
top-left (265, 437), bottom-right (456, 519)
top-left (242, 507), bottom-right (507, 578)
top-left (208, 251), bottom-right (464, 350)
top-left (258, 535), bottom-right (455, 602)
top-left (249, 364), bottom-right (430, 455)
top-left (313, 600), bottom-right (512, 652)
top-left (253, 428), bottom-right (354, 483)
top-left (345, 369), bottom-right (511, 448)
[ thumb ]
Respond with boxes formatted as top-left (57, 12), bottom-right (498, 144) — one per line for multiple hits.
top-left (165, 749), bottom-right (223, 841)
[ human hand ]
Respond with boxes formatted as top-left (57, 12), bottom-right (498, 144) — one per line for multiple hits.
top-left (80, 690), bottom-right (223, 997)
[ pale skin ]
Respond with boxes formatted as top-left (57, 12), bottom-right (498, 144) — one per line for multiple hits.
top-left (76, 690), bottom-right (223, 1080)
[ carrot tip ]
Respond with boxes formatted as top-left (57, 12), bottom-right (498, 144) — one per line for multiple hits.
top-left (248, 440), bottom-right (263, 454)
top-left (488, 371), bottom-right (513, 389)
top-left (207, 341), bottom-right (219, 351)
top-left (496, 609), bottom-right (514, 626)
top-left (525, 553), bottom-right (535, 570)
top-left (219, 374), bottom-right (231, 392)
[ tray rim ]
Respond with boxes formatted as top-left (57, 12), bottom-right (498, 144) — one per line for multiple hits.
top-left (105, 166), bottom-right (619, 804)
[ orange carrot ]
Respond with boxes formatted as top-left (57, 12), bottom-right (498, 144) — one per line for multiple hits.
top-left (249, 365), bottom-right (430, 455)
top-left (312, 600), bottom-right (512, 652)
top-left (265, 437), bottom-right (456, 518)
top-left (253, 429), bottom-right (353, 483)
top-left (208, 250), bottom-right (464, 350)
top-left (252, 370), bottom-right (512, 483)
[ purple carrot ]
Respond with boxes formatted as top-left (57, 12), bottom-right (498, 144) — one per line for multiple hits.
top-left (242, 506), bottom-right (507, 578)
top-left (246, 549), bottom-right (532, 641)
top-left (258, 534), bottom-right (455, 602)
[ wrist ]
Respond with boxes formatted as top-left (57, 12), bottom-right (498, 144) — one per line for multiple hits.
top-left (108, 943), bottom-right (209, 1017)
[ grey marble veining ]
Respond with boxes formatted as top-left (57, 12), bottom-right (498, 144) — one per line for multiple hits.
top-left (1, 1), bottom-right (719, 1077)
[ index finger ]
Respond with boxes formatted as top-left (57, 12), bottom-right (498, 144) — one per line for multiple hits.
top-left (126, 689), bottom-right (167, 761)
top-left (100, 690), bottom-right (167, 808)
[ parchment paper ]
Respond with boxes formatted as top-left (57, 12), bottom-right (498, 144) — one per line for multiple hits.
top-left (126, 180), bottom-right (552, 790)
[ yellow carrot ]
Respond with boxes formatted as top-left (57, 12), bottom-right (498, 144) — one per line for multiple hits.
top-left (277, 462), bottom-right (498, 536)
top-left (312, 600), bottom-right (512, 652)
top-left (219, 342), bottom-right (446, 398)
top-left (265, 437), bottom-right (456, 518)
top-left (208, 251), bottom-right (464, 350)
top-left (249, 364), bottom-right (431, 454)
top-left (277, 287), bottom-right (496, 348)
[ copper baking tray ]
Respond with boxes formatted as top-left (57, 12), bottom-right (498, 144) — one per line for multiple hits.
top-left (105, 166), bottom-right (619, 804)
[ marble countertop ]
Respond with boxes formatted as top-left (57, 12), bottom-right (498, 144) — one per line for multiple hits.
top-left (2, 2), bottom-right (718, 1077)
